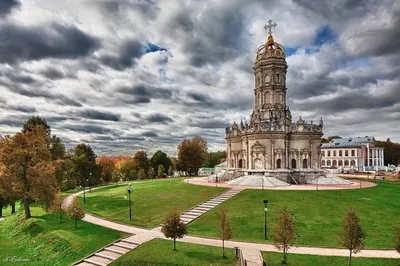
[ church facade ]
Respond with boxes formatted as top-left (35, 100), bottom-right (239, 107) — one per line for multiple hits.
top-left (225, 21), bottom-right (323, 171)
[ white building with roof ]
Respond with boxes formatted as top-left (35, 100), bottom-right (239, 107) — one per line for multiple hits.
top-left (321, 136), bottom-right (384, 171)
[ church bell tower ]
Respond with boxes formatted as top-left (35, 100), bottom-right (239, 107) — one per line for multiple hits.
top-left (251, 20), bottom-right (291, 132)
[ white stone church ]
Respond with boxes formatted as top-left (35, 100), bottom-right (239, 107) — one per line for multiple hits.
top-left (225, 21), bottom-right (323, 172)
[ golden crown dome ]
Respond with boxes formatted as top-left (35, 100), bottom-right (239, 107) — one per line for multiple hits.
top-left (255, 20), bottom-right (286, 61)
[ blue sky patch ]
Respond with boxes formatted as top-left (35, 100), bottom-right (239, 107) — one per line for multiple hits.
top-left (146, 43), bottom-right (167, 53)
top-left (314, 25), bottom-right (336, 46)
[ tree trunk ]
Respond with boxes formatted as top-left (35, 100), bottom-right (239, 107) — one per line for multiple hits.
top-left (75, 217), bottom-right (77, 229)
top-left (11, 202), bottom-right (15, 214)
top-left (222, 239), bottom-right (225, 258)
top-left (23, 200), bottom-right (31, 219)
top-left (283, 247), bottom-right (287, 264)
top-left (0, 204), bottom-right (3, 217)
top-left (173, 238), bottom-right (176, 251)
top-left (348, 249), bottom-right (352, 266)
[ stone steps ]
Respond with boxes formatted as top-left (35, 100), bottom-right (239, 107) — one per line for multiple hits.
top-left (177, 188), bottom-right (244, 225)
top-left (73, 236), bottom-right (141, 265)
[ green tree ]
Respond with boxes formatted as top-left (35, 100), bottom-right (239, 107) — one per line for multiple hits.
top-left (66, 197), bottom-right (85, 229)
top-left (50, 135), bottom-right (66, 160)
top-left (168, 165), bottom-right (174, 177)
top-left (321, 135), bottom-right (342, 144)
top-left (340, 209), bottom-right (365, 266)
top-left (161, 210), bottom-right (187, 251)
top-left (120, 159), bottom-right (137, 180)
top-left (55, 155), bottom-right (77, 191)
top-left (150, 150), bottom-right (171, 175)
top-left (138, 169), bottom-right (146, 180)
top-left (177, 136), bottom-right (208, 176)
top-left (0, 126), bottom-right (57, 219)
top-left (272, 207), bottom-right (297, 264)
top-left (203, 151), bottom-right (227, 168)
top-left (217, 208), bottom-right (232, 258)
top-left (376, 139), bottom-right (400, 165)
top-left (157, 164), bottom-right (165, 177)
top-left (133, 150), bottom-right (150, 174)
top-left (72, 144), bottom-right (99, 186)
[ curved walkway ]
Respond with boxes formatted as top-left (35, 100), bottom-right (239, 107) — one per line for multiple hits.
top-left (186, 176), bottom-right (376, 190)
top-left (63, 183), bottom-right (400, 266)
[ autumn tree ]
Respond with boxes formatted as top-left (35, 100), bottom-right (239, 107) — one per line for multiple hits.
top-left (0, 126), bottom-right (57, 219)
top-left (66, 197), bottom-right (85, 229)
top-left (217, 208), bottom-right (232, 257)
top-left (272, 207), bottom-right (297, 264)
top-left (395, 226), bottom-right (400, 254)
top-left (150, 150), bottom-right (171, 175)
top-left (133, 150), bottom-right (150, 174)
top-left (119, 158), bottom-right (137, 180)
top-left (97, 156), bottom-right (116, 183)
top-left (148, 167), bottom-right (155, 179)
top-left (340, 209), bottom-right (365, 266)
top-left (72, 144), bottom-right (99, 186)
top-left (177, 136), bottom-right (208, 176)
top-left (50, 192), bottom-right (64, 223)
top-left (161, 210), bottom-right (187, 251)
top-left (157, 164), bottom-right (165, 177)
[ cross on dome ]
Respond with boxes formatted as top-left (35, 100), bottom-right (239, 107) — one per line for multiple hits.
top-left (264, 19), bottom-right (277, 35)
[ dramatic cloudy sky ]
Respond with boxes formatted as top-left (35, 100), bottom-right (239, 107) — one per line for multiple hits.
top-left (0, 0), bottom-right (399, 156)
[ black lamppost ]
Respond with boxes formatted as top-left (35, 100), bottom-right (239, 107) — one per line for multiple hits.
top-left (264, 200), bottom-right (268, 239)
top-left (316, 176), bottom-right (319, 191)
top-left (83, 184), bottom-right (86, 204)
top-left (127, 183), bottom-right (132, 220)
top-left (215, 174), bottom-right (218, 187)
top-left (89, 172), bottom-right (92, 192)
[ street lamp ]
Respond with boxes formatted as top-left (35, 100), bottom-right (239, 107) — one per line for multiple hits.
top-left (83, 184), bottom-right (86, 204)
top-left (127, 183), bottom-right (132, 220)
top-left (264, 200), bottom-right (268, 240)
top-left (89, 172), bottom-right (92, 192)
top-left (215, 173), bottom-right (218, 188)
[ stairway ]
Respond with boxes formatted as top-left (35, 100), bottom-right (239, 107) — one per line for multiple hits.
top-left (179, 188), bottom-right (243, 224)
top-left (74, 237), bottom-right (141, 266)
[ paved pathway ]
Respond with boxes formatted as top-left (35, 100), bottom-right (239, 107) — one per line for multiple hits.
top-left (63, 183), bottom-right (400, 266)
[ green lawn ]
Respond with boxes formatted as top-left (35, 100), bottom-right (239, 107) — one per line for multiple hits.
top-left (80, 178), bottom-right (226, 228)
top-left (262, 251), bottom-right (400, 266)
top-left (0, 205), bottom-right (126, 266)
top-left (188, 181), bottom-right (400, 248)
top-left (111, 238), bottom-right (239, 266)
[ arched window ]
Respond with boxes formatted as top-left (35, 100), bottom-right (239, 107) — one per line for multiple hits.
top-left (333, 160), bottom-right (337, 167)
top-left (321, 160), bottom-right (326, 166)
top-left (327, 160), bottom-right (331, 166)
top-left (257, 92), bottom-right (261, 106)
top-left (339, 160), bottom-right (343, 166)
top-left (351, 160), bottom-right (356, 166)
top-left (344, 160), bottom-right (349, 166)
top-left (231, 160), bottom-right (234, 168)
top-left (302, 159), bottom-right (308, 168)
top-left (276, 74), bottom-right (280, 83)
top-left (276, 159), bottom-right (282, 169)
top-left (238, 159), bottom-right (243, 169)
top-left (291, 159), bottom-right (297, 169)
top-left (274, 91), bottom-right (280, 103)
top-left (265, 91), bottom-right (271, 103)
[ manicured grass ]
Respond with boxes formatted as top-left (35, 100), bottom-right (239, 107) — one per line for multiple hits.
top-left (0, 205), bottom-right (126, 266)
top-left (80, 178), bottom-right (226, 228)
top-left (188, 181), bottom-right (400, 248)
top-left (262, 251), bottom-right (400, 266)
top-left (111, 238), bottom-right (239, 266)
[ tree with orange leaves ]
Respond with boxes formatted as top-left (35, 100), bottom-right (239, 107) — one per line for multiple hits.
top-left (97, 156), bottom-right (116, 183)
top-left (177, 136), bottom-right (208, 176)
top-left (0, 125), bottom-right (57, 219)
